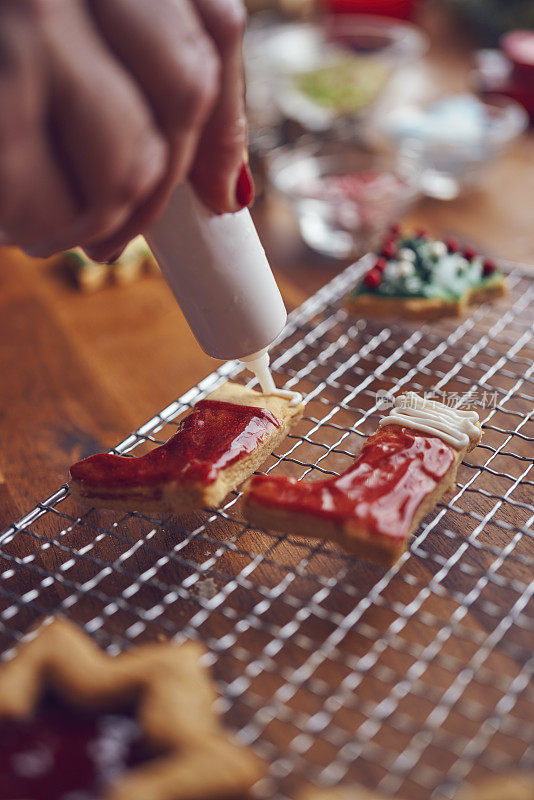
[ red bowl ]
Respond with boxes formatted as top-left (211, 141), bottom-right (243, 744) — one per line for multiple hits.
top-left (321, 0), bottom-right (418, 21)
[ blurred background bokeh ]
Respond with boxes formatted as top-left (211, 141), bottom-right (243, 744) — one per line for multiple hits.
top-left (56, 0), bottom-right (534, 294)
top-left (243, 0), bottom-right (532, 263)
top-left (2, 0), bottom-right (533, 508)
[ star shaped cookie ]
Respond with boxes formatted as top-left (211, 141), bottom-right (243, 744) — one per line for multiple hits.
top-left (0, 618), bottom-right (263, 800)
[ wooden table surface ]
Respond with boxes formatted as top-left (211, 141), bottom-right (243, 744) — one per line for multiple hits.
top-left (0, 11), bottom-right (533, 532)
top-left (0, 15), bottom-right (532, 793)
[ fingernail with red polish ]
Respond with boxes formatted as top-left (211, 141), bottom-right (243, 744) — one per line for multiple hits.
top-left (235, 161), bottom-right (254, 209)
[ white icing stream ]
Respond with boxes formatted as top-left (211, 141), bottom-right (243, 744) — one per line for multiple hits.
top-left (242, 350), bottom-right (302, 405)
top-left (379, 392), bottom-right (480, 450)
top-left (265, 388), bottom-right (303, 407)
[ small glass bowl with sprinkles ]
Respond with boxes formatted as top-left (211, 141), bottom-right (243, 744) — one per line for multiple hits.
top-left (268, 142), bottom-right (418, 259)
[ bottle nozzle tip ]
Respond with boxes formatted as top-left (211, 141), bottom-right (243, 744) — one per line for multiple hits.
top-left (241, 349), bottom-right (276, 393)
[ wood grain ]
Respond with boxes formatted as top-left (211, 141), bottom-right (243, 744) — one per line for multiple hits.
top-left (1, 0), bottom-right (533, 523)
top-left (0, 15), bottom-right (532, 795)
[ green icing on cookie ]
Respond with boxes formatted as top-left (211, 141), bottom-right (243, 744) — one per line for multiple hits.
top-left (352, 237), bottom-right (503, 301)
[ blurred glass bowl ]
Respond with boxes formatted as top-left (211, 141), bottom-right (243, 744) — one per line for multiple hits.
top-left (381, 93), bottom-right (529, 200)
top-left (268, 143), bottom-right (418, 259)
top-left (249, 16), bottom-right (427, 132)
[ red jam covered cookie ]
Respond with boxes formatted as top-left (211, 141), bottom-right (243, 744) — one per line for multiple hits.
top-left (70, 382), bottom-right (304, 515)
top-left (244, 393), bottom-right (481, 566)
top-left (0, 619), bottom-right (264, 800)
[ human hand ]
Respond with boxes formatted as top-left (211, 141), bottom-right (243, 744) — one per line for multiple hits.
top-left (0, 0), bottom-right (252, 262)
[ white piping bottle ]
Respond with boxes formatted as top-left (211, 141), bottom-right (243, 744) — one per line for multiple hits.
top-left (146, 183), bottom-right (286, 392)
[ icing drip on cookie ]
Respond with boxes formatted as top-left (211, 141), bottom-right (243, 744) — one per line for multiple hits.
top-left (379, 392), bottom-right (480, 450)
top-left (241, 351), bottom-right (303, 406)
top-left (266, 389), bottom-right (303, 407)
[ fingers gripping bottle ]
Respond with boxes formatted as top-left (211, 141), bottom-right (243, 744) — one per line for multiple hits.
top-left (146, 183), bottom-right (286, 392)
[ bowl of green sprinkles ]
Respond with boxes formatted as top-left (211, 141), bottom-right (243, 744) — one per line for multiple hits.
top-left (263, 16), bottom-right (427, 131)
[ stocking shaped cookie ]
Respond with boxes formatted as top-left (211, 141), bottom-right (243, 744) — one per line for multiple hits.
top-left (0, 618), bottom-right (263, 800)
top-left (70, 382), bottom-right (303, 514)
top-left (244, 393), bottom-right (481, 566)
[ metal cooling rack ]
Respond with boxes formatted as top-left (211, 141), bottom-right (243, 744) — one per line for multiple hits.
top-left (1, 256), bottom-right (533, 799)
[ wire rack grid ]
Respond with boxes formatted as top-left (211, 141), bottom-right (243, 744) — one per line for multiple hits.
top-left (0, 256), bottom-right (533, 800)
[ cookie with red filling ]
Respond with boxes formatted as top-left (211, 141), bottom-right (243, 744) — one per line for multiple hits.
top-left (0, 618), bottom-right (263, 800)
top-left (70, 382), bottom-right (303, 514)
top-left (244, 393), bottom-right (481, 566)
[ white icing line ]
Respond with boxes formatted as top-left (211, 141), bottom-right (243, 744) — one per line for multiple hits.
top-left (241, 351), bottom-right (303, 406)
top-left (379, 392), bottom-right (480, 450)
top-left (264, 389), bottom-right (303, 407)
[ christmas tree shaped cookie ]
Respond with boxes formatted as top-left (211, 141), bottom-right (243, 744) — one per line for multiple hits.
top-left (348, 227), bottom-right (506, 320)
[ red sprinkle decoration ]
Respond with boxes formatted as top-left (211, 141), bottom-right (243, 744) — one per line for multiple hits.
top-left (389, 223), bottom-right (401, 235)
top-left (445, 238), bottom-right (460, 253)
top-left (482, 258), bottom-right (497, 276)
top-left (364, 268), bottom-right (382, 289)
top-left (375, 256), bottom-right (387, 271)
top-left (463, 246), bottom-right (477, 261)
top-left (381, 241), bottom-right (397, 260)
top-left (415, 227), bottom-right (427, 238)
